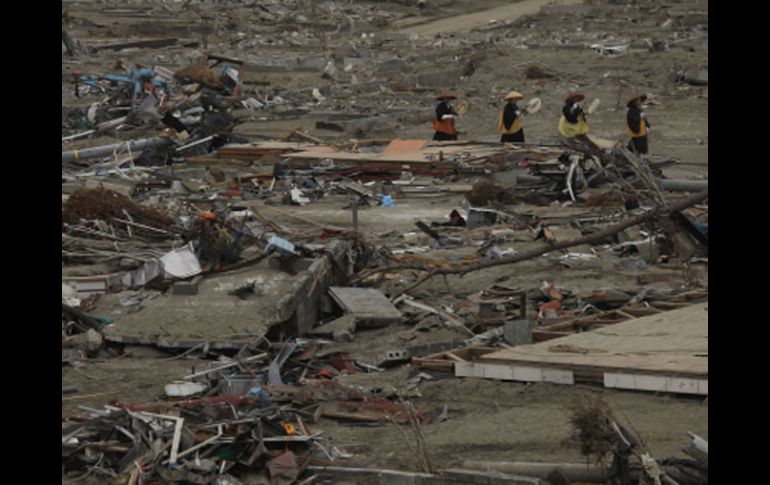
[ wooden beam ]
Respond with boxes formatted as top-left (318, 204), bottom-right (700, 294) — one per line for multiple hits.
top-left (354, 190), bottom-right (709, 289)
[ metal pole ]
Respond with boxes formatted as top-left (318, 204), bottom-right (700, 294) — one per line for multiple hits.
top-left (62, 137), bottom-right (173, 164)
top-left (657, 178), bottom-right (708, 192)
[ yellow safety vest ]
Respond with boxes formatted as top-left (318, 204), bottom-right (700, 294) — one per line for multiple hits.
top-left (627, 118), bottom-right (647, 138)
top-left (498, 111), bottom-right (522, 135)
top-left (559, 115), bottom-right (588, 137)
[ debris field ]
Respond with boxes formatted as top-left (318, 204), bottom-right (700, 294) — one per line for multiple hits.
top-left (62, 0), bottom-right (708, 484)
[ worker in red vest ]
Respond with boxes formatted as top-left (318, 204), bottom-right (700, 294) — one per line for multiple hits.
top-left (433, 91), bottom-right (458, 141)
top-left (626, 94), bottom-right (651, 155)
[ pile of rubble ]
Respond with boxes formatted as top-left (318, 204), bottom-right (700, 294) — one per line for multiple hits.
top-left (63, 340), bottom-right (434, 483)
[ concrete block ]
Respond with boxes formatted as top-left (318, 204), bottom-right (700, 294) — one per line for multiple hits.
top-left (172, 276), bottom-right (202, 295)
top-left (503, 318), bottom-right (533, 345)
top-left (376, 349), bottom-right (411, 367)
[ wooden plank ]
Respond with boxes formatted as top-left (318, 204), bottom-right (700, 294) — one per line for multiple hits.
top-left (328, 287), bottom-right (402, 322)
top-left (284, 144), bottom-right (506, 165)
top-left (411, 359), bottom-right (455, 372)
top-left (448, 347), bottom-right (498, 360)
top-left (532, 330), bottom-right (570, 342)
top-left (285, 151), bottom-right (381, 162)
top-left (91, 38), bottom-right (188, 52)
top-left (478, 353), bottom-right (706, 377)
top-left (445, 352), bottom-right (465, 362)
top-left (539, 317), bottom-right (626, 332)
top-left (650, 301), bottom-right (692, 310)
top-left (455, 362), bottom-right (573, 384)
top-left (411, 346), bottom-right (496, 372)
top-left (383, 139), bottom-right (429, 153)
top-left (604, 372), bottom-right (708, 396)
top-left (209, 142), bottom-right (310, 160)
top-left (617, 306), bottom-right (662, 317)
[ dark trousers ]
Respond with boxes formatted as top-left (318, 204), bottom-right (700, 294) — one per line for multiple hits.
top-left (433, 131), bottom-right (457, 141)
top-left (628, 136), bottom-right (648, 154)
top-left (501, 130), bottom-right (525, 143)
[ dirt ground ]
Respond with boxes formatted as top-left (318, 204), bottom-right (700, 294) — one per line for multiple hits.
top-left (62, 0), bottom-right (708, 480)
top-left (322, 374), bottom-right (707, 470)
top-left (63, 350), bottom-right (708, 474)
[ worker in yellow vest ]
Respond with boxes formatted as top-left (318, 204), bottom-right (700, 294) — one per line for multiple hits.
top-left (498, 91), bottom-right (525, 143)
top-left (626, 94), bottom-right (651, 155)
top-left (432, 91), bottom-right (458, 141)
top-left (558, 92), bottom-right (589, 138)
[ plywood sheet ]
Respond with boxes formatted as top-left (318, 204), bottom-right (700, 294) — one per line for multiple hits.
top-left (466, 304), bottom-right (708, 379)
top-left (384, 139), bottom-right (429, 153)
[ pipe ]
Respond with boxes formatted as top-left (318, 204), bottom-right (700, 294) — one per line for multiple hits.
top-left (657, 178), bottom-right (708, 192)
top-left (62, 137), bottom-right (173, 163)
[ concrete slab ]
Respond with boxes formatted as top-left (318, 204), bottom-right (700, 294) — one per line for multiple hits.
top-left (105, 240), bottom-right (352, 345)
top-left (329, 286), bottom-right (403, 324)
top-left (104, 261), bottom-right (296, 344)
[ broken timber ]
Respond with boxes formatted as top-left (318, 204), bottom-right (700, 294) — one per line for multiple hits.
top-left (354, 189), bottom-right (708, 289)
